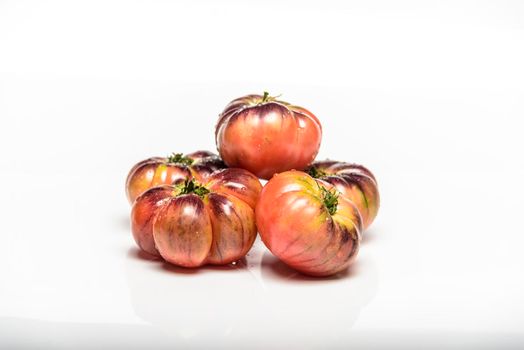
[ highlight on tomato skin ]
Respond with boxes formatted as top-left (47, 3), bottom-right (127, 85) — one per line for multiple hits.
top-left (306, 161), bottom-right (380, 230)
top-left (215, 92), bottom-right (322, 180)
top-left (125, 150), bottom-right (226, 204)
top-left (130, 168), bottom-right (262, 268)
top-left (255, 170), bottom-right (363, 277)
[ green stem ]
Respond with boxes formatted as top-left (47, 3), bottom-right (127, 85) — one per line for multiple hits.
top-left (308, 166), bottom-right (327, 179)
top-left (167, 153), bottom-right (194, 166)
top-left (320, 186), bottom-right (339, 216)
top-left (177, 179), bottom-right (210, 198)
top-left (262, 91), bottom-right (270, 102)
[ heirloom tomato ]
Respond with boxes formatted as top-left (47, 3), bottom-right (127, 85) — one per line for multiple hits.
top-left (306, 161), bottom-right (379, 230)
top-left (215, 92), bottom-right (322, 179)
top-left (131, 168), bottom-right (262, 267)
top-left (126, 150), bottom-right (225, 204)
top-left (256, 170), bottom-right (362, 277)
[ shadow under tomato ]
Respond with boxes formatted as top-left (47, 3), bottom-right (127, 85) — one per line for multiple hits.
top-left (160, 257), bottom-right (248, 275)
top-left (260, 251), bottom-right (358, 282)
top-left (129, 247), bottom-right (163, 262)
top-left (127, 247), bottom-right (249, 275)
top-left (361, 227), bottom-right (381, 245)
top-left (361, 230), bottom-right (377, 244)
top-left (118, 214), bottom-right (130, 232)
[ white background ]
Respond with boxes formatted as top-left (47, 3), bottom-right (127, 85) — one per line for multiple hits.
top-left (1, 0), bottom-right (524, 348)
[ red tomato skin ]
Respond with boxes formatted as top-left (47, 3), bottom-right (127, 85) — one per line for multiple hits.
top-left (130, 185), bottom-right (173, 256)
top-left (125, 150), bottom-right (225, 204)
top-left (205, 192), bottom-right (256, 265)
top-left (306, 161), bottom-right (380, 230)
top-left (256, 171), bottom-right (362, 277)
top-left (215, 94), bottom-right (322, 180)
top-left (130, 168), bottom-right (262, 267)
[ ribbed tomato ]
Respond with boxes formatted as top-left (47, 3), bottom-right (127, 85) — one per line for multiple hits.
top-left (215, 93), bottom-right (322, 179)
top-left (256, 170), bottom-right (362, 277)
top-left (131, 168), bottom-right (262, 267)
top-left (306, 161), bottom-right (380, 230)
top-left (125, 150), bottom-right (225, 204)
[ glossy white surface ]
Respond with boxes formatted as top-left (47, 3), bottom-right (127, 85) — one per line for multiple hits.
top-left (1, 1), bottom-right (524, 348)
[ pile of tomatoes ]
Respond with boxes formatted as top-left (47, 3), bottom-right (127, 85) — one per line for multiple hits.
top-left (125, 93), bottom-right (380, 277)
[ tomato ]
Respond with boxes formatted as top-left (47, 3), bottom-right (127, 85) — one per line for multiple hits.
top-left (131, 168), bottom-right (262, 267)
top-left (125, 150), bottom-right (225, 204)
top-left (255, 170), bottom-right (362, 276)
top-left (215, 92), bottom-right (322, 179)
top-left (306, 161), bottom-right (380, 230)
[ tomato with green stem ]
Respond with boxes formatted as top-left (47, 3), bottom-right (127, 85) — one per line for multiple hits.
top-left (215, 92), bottom-right (322, 179)
top-left (125, 150), bottom-right (225, 204)
top-left (306, 160), bottom-right (380, 230)
top-left (131, 168), bottom-right (262, 267)
top-left (255, 170), bottom-right (362, 277)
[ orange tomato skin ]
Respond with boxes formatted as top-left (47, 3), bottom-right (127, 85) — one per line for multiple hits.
top-left (215, 94), bottom-right (322, 180)
top-left (256, 171), bottom-right (362, 277)
top-left (125, 150), bottom-right (225, 204)
top-left (306, 161), bottom-right (380, 230)
top-left (130, 168), bottom-right (262, 267)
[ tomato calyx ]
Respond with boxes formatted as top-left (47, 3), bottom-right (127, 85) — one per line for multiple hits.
top-left (177, 179), bottom-right (210, 198)
top-left (307, 166), bottom-right (327, 179)
top-left (256, 91), bottom-right (283, 106)
top-left (320, 186), bottom-right (339, 216)
top-left (167, 153), bottom-right (194, 166)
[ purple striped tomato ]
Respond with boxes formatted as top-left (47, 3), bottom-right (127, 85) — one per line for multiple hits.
top-left (131, 168), bottom-right (262, 267)
top-left (126, 150), bottom-right (225, 204)
top-left (256, 170), bottom-right (362, 277)
top-left (215, 93), bottom-right (322, 179)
